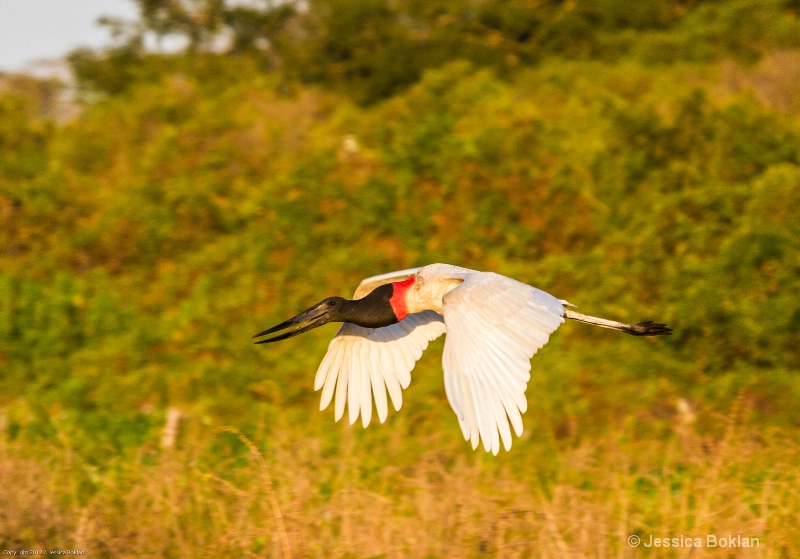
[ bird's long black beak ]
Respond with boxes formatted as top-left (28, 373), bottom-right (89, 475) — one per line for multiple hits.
top-left (253, 301), bottom-right (332, 344)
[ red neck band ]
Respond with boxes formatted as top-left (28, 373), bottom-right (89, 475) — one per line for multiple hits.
top-left (389, 276), bottom-right (415, 321)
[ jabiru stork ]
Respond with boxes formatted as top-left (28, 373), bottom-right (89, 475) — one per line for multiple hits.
top-left (254, 264), bottom-right (671, 454)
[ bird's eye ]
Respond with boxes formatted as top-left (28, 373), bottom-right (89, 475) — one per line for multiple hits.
top-left (328, 301), bottom-right (336, 306)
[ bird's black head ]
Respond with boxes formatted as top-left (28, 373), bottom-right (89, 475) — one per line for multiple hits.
top-left (320, 295), bottom-right (347, 312)
top-left (253, 283), bottom-right (399, 344)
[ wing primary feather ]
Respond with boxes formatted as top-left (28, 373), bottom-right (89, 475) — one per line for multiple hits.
top-left (475, 348), bottom-right (523, 426)
top-left (319, 341), bottom-right (343, 411)
top-left (443, 359), bottom-right (463, 420)
top-left (491, 390), bottom-right (513, 452)
top-left (333, 340), bottom-right (350, 421)
top-left (469, 374), bottom-right (494, 453)
top-left (360, 340), bottom-right (373, 428)
top-left (386, 333), bottom-right (413, 389)
top-left (367, 342), bottom-right (389, 424)
top-left (454, 313), bottom-right (489, 450)
top-left (390, 323), bottom-right (416, 386)
top-left (375, 329), bottom-right (403, 411)
top-left (459, 367), bottom-right (480, 450)
top-left (347, 342), bottom-right (361, 425)
top-left (502, 393), bottom-right (524, 437)
top-left (314, 339), bottom-right (337, 391)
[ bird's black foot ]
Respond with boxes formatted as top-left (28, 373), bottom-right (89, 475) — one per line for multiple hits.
top-left (625, 321), bottom-right (673, 336)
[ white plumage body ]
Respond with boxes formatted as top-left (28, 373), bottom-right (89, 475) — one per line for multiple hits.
top-left (313, 263), bottom-right (566, 455)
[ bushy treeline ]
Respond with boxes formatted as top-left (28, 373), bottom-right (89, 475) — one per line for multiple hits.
top-left (70, 0), bottom-right (800, 102)
top-left (2, 56), bottom-right (799, 447)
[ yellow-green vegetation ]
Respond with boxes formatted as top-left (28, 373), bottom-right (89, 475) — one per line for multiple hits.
top-left (2, 1), bottom-right (800, 556)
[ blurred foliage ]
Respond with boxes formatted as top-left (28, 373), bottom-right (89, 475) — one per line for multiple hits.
top-left (4, 52), bottom-right (799, 445)
top-left (2, 0), bottom-right (800, 554)
top-left (70, 0), bottom-right (800, 103)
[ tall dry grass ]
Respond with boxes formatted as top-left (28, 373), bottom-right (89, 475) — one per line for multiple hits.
top-left (1, 396), bottom-right (796, 558)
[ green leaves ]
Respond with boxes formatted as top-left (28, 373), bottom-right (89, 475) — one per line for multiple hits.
top-left (2, 19), bottom-right (800, 487)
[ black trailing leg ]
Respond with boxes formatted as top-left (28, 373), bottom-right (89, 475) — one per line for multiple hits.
top-left (564, 309), bottom-right (672, 336)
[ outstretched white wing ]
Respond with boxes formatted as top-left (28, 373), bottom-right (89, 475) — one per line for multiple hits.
top-left (314, 269), bottom-right (445, 427)
top-left (441, 272), bottom-right (565, 455)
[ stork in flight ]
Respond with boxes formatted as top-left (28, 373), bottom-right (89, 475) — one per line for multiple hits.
top-left (254, 264), bottom-right (671, 454)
